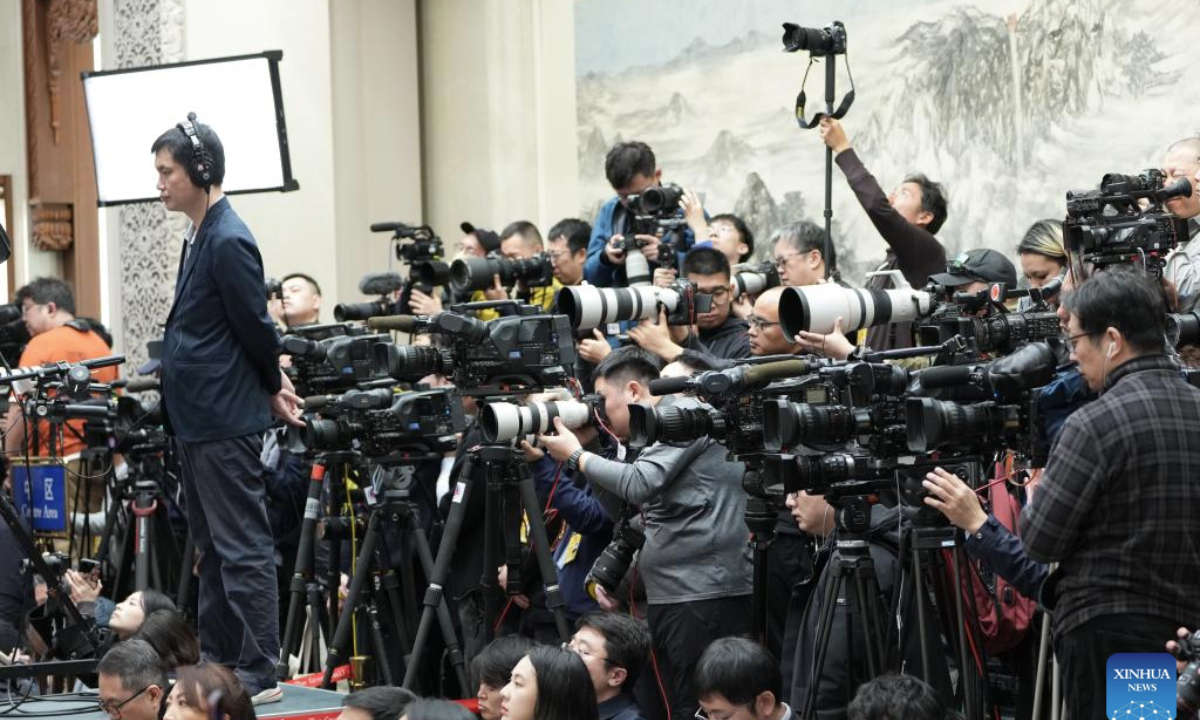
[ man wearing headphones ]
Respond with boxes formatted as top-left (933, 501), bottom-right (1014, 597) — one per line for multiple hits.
top-left (152, 114), bottom-right (303, 704)
top-left (1021, 267), bottom-right (1200, 719)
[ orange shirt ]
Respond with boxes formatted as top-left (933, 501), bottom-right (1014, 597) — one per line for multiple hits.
top-left (17, 324), bottom-right (120, 457)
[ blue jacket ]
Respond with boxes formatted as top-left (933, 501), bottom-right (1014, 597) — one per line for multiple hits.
top-left (161, 198), bottom-right (282, 442)
top-left (530, 455), bottom-right (613, 619)
top-left (585, 197), bottom-right (697, 287)
top-left (962, 515), bottom-right (1048, 600)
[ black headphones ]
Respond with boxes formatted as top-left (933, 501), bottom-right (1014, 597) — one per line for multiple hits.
top-left (176, 112), bottom-right (213, 189)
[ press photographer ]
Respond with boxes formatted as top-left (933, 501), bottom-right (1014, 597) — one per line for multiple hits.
top-left (819, 117), bottom-right (947, 350)
top-left (1161, 137), bottom-right (1200, 296)
top-left (279, 272), bottom-right (322, 328)
top-left (547, 218), bottom-right (591, 288)
top-left (626, 246), bottom-right (751, 362)
top-left (536, 347), bottom-right (752, 720)
top-left (1020, 267), bottom-right (1200, 720)
top-left (585, 141), bottom-right (699, 288)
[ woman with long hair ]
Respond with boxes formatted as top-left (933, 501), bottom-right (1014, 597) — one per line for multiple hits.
top-left (163, 663), bottom-right (256, 720)
top-left (500, 645), bottom-right (598, 720)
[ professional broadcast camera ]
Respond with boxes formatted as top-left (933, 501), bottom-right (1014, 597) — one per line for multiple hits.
top-left (303, 387), bottom-right (465, 458)
top-left (904, 341), bottom-right (1058, 459)
top-left (333, 222), bottom-right (450, 321)
top-left (479, 393), bottom-right (604, 443)
top-left (449, 252), bottom-right (554, 293)
top-left (370, 302), bottom-right (575, 396)
top-left (628, 358), bottom-right (824, 456)
top-left (281, 323), bottom-right (392, 397)
top-left (1064, 169), bottom-right (1192, 276)
top-left (557, 282), bottom-right (713, 331)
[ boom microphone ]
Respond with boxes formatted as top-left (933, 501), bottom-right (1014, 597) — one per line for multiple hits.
top-left (366, 315), bottom-right (431, 333)
top-left (370, 221), bottom-right (419, 234)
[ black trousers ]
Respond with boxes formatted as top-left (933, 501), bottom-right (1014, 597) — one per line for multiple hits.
top-left (176, 434), bottom-right (280, 692)
top-left (1054, 612), bottom-right (1180, 720)
top-left (647, 595), bottom-right (752, 720)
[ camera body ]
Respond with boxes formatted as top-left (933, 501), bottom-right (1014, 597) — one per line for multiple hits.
top-left (1065, 169), bottom-right (1192, 276)
top-left (303, 387), bottom-right (464, 458)
top-left (282, 323), bottom-right (391, 397)
top-left (375, 305), bottom-right (576, 397)
top-left (782, 21), bottom-right (847, 56)
top-left (585, 508), bottom-right (645, 601)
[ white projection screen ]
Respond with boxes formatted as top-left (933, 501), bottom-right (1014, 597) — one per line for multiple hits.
top-left (82, 51), bottom-right (298, 206)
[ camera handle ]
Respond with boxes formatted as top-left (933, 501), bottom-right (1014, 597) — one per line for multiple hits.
top-left (794, 46), bottom-right (856, 280)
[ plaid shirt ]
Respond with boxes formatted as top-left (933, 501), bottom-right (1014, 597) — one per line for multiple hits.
top-left (1020, 353), bottom-right (1200, 635)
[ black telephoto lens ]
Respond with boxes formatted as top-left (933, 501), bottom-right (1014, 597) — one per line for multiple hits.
top-left (762, 400), bottom-right (857, 452)
top-left (906, 398), bottom-right (1002, 453)
top-left (585, 523), bottom-right (645, 601)
top-left (628, 404), bottom-right (715, 447)
top-left (412, 260), bottom-right (451, 287)
top-left (304, 417), bottom-right (346, 451)
top-left (334, 299), bottom-right (392, 323)
top-left (375, 344), bottom-right (447, 381)
top-left (449, 256), bottom-right (502, 292)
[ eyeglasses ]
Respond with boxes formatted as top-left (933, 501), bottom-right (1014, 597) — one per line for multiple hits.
top-left (694, 703), bottom-right (751, 720)
top-left (748, 317), bottom-right (781, 332)
top-left (562, 641), bottom-right (621, 668)
top-left (98, 686), bottom-right (150, 719)
top-left (772, 252), bottom-right (802, 270)
top-left (1066, 331), bottom-right (1097, 352)
top-left (699, 287), bottom-right (730, 305)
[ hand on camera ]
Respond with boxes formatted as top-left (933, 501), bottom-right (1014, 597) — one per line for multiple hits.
top-left (271, 371), bottom-right (306, 428)
top-left (579, 329), bottom-right (612, 364)
top-left (637, 234), bottom-right (662, 264)
top-left (484, 274), bottom-right (508, 301)
top-left (818, 117), bottom-right (852, 154)
top-left (1167, 627), bottom-right (1193, 673)
top-left (64, 569), bottom-right (101, 604)
top-left (629, 309), bottom-right (686, 362)
top-left (922, 468), bottom-right (988, 534)
top-left (537, 417), bottom-right (582, 464)
top-left (519, 440), bottom-right (546, 463)
top-left (408, 288), bottom-right (443, 316)
top-left (795, 316), bottom-right (855, 360)
top-left (653, 267), bottom-right (677, 288)
top-left (605, 236), bottom-right (627, 265)
top-left (593, 584), bottom-right (620, 612)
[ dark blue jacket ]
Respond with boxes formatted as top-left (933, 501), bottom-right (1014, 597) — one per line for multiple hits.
top-left (530, 455), bottom-right (613, 619)
top-left (585, 196), bottom-right (697, 287)
top-left (161, 198), bottom-right (282, 442)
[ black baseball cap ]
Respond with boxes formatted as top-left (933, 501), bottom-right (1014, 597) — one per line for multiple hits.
top-left (930, 249), bottom-right (1018, 288)
top-left (460, 222), bottom-right (501, 252)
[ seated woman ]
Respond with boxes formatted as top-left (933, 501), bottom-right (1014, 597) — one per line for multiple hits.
top-left (500, 645), bottom-right (598, 720)
top-left (163, 663), bottom-right (256, 720)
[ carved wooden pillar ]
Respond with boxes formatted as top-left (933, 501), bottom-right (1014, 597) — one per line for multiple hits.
top-left (23, 0), bottom-right (100, 317)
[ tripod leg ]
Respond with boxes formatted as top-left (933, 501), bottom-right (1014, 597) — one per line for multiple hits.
top-left (801, 568), bottom-right (845, 720)
top-left (848, 570), bottom-right (880, 679)
top-left (910, 548), bottom-right (932, 684)
top-left (410, 518), bottom-right (469, 696)
top-left (481, 471), bottom-right (504, 641)
top-left (750, 531), bottom-right (772, 645)
top-left (322, 510), bottom-right (383, 689)
top-left (402, 464), bottom-right (476, 691)
top-left (365, 600), bottom-right (395, 686)
top-left (949, 548), bottom-right (976, 719)
top-left (280, 462), bottom-right (327, 679)
top-left (514, 470), bottom-right (570, 641)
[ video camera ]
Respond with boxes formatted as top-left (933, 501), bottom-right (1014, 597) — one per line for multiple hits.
top-left (281, 323), bottom-right (392, 397)
top-left (370, 303), bottom-right (576, 396)
top-left (303, 387), bottom-right (465, 458)
top-left (1065, 169), bottom-right (1192, 277)
top-left (557, 282), bottom-right (714, 331)
top-left (333, 222), bottom-right (450, 321)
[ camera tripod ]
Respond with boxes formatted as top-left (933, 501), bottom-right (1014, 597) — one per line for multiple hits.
top-left (94, 454), bottom-right (182, 599)
top-left (319, 456), bottom-right (468, 693)
top-left (403, 443), bottom-right (571, 690)
top-left (741, 460), bottom-right (782, 645)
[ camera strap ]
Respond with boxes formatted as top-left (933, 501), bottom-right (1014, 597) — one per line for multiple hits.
top-left (794, 55), bottom-right (857, 129)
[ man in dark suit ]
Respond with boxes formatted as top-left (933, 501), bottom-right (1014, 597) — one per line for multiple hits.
top-left (152, 115), bottom-right (303, 704)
